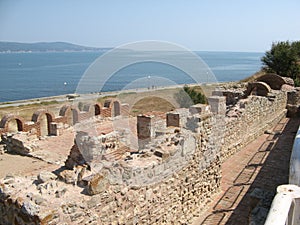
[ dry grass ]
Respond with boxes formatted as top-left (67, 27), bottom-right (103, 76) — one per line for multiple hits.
top-left (239, 70), bottom-right (266, 83)
top-left (130, 96), bottom-right (175, 116)
top-left (0, 101), bottom-right (69, 121)
top-left (0, 86), bottom-right (209, 121)
top-left (1, 81), bottom-right (247, 122)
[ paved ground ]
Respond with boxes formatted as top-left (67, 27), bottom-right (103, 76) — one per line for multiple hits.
top-left (192, 117), bottom-right (300, 225)
top-left (0, 129), bottom-right (75, 179)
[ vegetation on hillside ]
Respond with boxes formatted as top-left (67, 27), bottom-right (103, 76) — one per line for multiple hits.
top-left (175, 85), bottom-right (207, 108)
top-left (261, 41), bottom-right (300, 86)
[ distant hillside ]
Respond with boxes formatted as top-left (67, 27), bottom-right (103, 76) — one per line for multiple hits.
top-left (0, 41), bottom-right (111, 52)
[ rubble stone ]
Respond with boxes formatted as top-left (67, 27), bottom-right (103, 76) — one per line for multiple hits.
top-left (87, 173), bottom-right (110, 195)
top-left (37, 171), bottom-right (57, 183)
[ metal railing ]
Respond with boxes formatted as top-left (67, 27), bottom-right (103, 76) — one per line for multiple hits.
top-left (264, 126), bottom-right (300, 225)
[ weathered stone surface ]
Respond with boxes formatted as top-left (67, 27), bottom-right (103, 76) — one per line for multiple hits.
top-left (65, 144), bottom-right (86, 169)
top-left (55, 187), bottom-right (67, 198)
top-left (245, 82), bottom-right (271, 97)
top-left (33, 195), bottom-right (46, 205)
top-left (0, 144), bottom-right (5, 154)
top-left (1, 133), bottom-right (40, 155)
top-left (37, 171), bottom-right (57, 183)
top-left (58, 169), bottom-right (76, 184)
top-left (87, 173), bottom-right (110, 195)
top-left (154, 149), bottom-right (170, 160)
top-left (21, 201), bottom-right (39, 216)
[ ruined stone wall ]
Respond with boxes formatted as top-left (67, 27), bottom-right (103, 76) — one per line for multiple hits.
top-left (0, 105), bottom-right (222, 224)
top-left (222, 91), bottom-right (287, 160)
top-left (286, 88), bottom-right (300, 117)
top-left (76, 106), bottom-right (222, 224)
top-left (89, 160), bottom-right (221, 224)
top-left (0, 89), bottom-right (290, 224)
top-left (0, 192), bottom-right (42, 225)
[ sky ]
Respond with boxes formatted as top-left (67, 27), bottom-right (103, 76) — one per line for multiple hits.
top-left (0, 0), bottom-right (300, 52)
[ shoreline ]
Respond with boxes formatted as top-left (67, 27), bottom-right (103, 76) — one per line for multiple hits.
top-left (0, 82), bottom-right (226, 108)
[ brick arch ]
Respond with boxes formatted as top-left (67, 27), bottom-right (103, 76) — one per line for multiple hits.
top-left (103, 99), bottom-right (121, 117)
top-left (32, 109), bottom-right (55, 136)
top-left (32, 109), bottom-right (55, 123)
top-left (257, 73), bottom-right (293, 90)
top-left (94, 103), bottom-right (102, 116)
top-left (59, 105), bottom-right (79, 125)
top-left (103, 99), bottom-right (113, 108)
top-left (79, 103), bottom-right (103, 115)
top-left (0, 114), bottom-right (25, 133)
top-left (245, 82), bottom-right (271, 97)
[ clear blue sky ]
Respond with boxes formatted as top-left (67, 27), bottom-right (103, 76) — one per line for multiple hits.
top-left (1, 0), bottom-right (300, 52)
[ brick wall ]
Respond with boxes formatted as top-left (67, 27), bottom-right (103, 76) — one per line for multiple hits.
top-left (0, 99), bottom-right (125, 137)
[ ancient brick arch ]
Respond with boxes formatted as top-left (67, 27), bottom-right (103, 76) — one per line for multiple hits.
top-left (0, 114), bottom-right (25, 133)
top-left (79, 103), bottom-right (103, 116)
top-left (32, 109), bottom-right (55, 136)
top-left (245, 82), bottom-right (271, 97)
top-left (94, 103), bottom-right (102, 116)
top-left (59, 105), bottom-right (79, 125)
top-left (103, 99), bottom-right (121, 117)
top-left (257, 73), bottom-right (294, 90)
top-left (103, 99), bottom-right (113, 108)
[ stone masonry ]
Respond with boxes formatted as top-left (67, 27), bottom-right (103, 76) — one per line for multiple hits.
top-left (0, 76), bottom-right (295, 224)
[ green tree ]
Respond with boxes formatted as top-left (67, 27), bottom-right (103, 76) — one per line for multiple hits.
top-left (175, 85), bottom-right (207, 108)
top-left (292, 41), bottom-right (300, 59)
top-left (261, 41), bottom-right (300, 81)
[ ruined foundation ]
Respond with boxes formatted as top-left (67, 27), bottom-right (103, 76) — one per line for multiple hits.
top-left (0, 75), bottom-right (296, 224)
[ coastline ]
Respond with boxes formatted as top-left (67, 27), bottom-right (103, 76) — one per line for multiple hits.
top-left (0, 82), bottom-right (226, 108)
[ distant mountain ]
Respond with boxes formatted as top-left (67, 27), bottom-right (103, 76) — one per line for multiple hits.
top-left (0, 41), bottom-right (111, 52)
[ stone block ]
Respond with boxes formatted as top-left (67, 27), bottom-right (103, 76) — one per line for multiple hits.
top-left (189, 104), bottom-right (210, 115)
top-left (137, 115), bottom-right (155, 139)
top-left (208, 96), bottom-right (226, 115)
top-left (37, 171), bottom-right (57, 183)
top-left (154, 149), bottom-right (170, 160)
top-left (58, 169), bottom-right (76, 184)
top-left (87, 173), bottom-right (110, 195)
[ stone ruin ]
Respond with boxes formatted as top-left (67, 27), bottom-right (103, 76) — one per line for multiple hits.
top-left (0, 74), bottom-right (298, 224)
top-left (0, 99), bottom-right (127, 138)
top-left (0, 96), bottom-right (226, 224)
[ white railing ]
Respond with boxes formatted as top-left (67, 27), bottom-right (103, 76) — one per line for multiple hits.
top-left (264, 126), bottom-right (300, 225)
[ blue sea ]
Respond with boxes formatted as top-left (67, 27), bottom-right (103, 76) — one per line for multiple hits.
top-left (0, 51), bottom-right (263, 102)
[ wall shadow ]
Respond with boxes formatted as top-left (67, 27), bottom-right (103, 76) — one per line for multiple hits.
top-left (199, 117), bottom-right (300, 225)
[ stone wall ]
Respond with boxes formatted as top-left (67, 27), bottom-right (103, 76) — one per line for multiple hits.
top-left (0, 102), bottom-right (222, 224)
top-left (222, 91), bottom-right (287, 160)
top-left (0, 84), bottom-right (291, 224)
top-left (286, 87), bottom-right (300, 117)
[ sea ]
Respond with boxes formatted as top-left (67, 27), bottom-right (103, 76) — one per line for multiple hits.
top-left (0, 51), bottom-right (264, 103)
